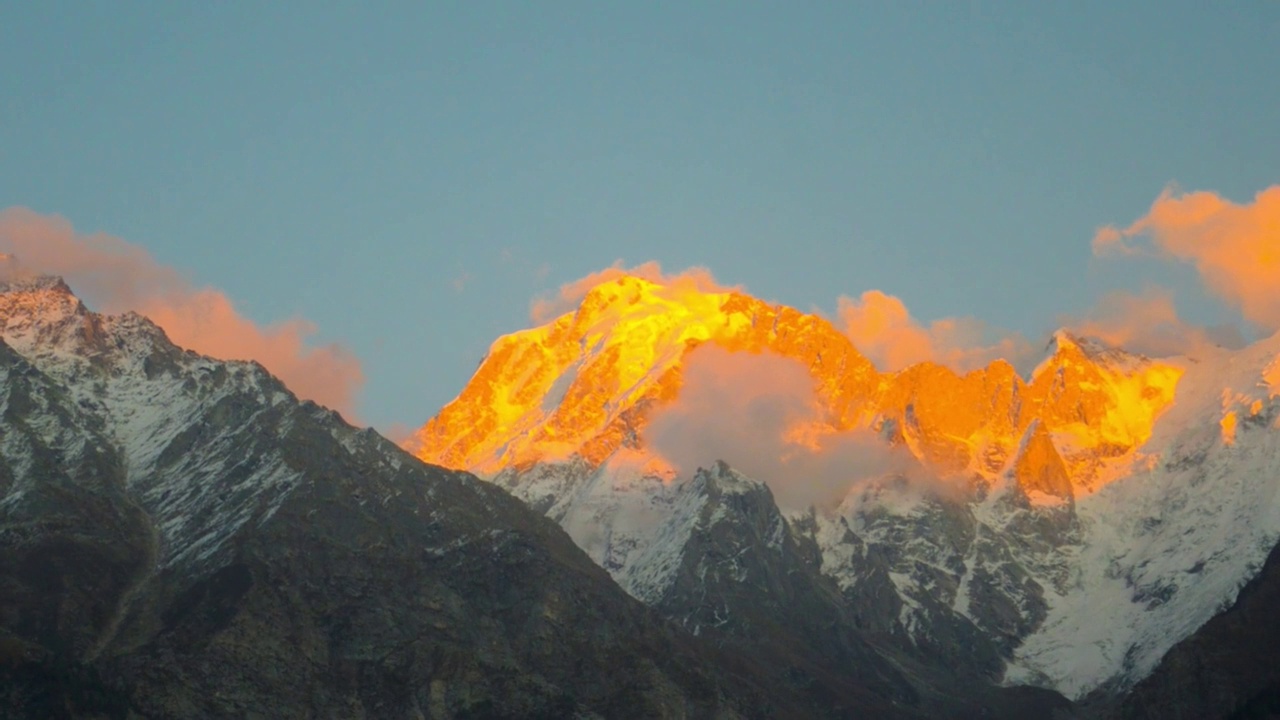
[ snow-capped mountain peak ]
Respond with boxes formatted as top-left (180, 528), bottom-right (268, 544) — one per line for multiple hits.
top-left (407, 272), bottom-right (1280, 702)
top-left (0, 272), bottom-right (87, 335)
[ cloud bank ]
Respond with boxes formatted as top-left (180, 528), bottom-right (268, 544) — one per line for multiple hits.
top-left (837, 290), bottom-right (1036, 374)
top-left (1094, 186), bottom-right (1280, 333)
top-left (1062, 288), bottom-right (1244, 359)
top-left (0, 208), bottom-right (363, 420)
top-left (643, 344), bottom-right (932, 511)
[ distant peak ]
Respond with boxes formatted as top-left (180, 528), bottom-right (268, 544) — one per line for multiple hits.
top-left (579, 274), bottom-right (661, 304)
top-left (608, 273), bottom-right (660, 289)
top-left (1044, 329), bottom-right (1136, 366)
top-left (0, 273), bottom-right (74, 297)
top-left (578, 273), bottom-right (717, 307)
top-left (0, 255), bottom-right (74, 296)
top-left (1045, 329), bottom-right (1093, 356)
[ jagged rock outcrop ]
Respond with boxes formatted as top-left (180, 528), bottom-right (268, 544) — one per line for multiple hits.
top-left (1012, 421), bottom-right (1074, 502)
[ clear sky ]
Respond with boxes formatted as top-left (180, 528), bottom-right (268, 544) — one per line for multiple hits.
top-left (3, 2), bottom-right (1278, 432)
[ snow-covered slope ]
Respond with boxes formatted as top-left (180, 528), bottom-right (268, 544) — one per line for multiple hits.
top-left (491, 452), bottom-right (698, 604)
top-left (1005, 335), bottom-right (1280, 696)
top-left (0, 274), bottom-right (312, 575)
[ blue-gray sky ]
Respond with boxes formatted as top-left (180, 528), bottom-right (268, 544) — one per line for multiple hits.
top-left (3, 2), bottom-right (1278, 431)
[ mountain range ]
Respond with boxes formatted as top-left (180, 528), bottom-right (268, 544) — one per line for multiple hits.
top-left (4, 271), bottom-right (1279, 718)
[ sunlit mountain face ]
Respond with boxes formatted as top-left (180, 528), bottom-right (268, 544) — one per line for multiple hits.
top-left (407, 273), bottom-right (1183, 499)
top-left (406, 271), bottom-right (1280, 708)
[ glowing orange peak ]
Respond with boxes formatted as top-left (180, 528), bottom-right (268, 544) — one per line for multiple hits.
top-left (408, 274), bottom-right (1185, 500)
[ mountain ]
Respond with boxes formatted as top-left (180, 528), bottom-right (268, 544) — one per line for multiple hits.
top-left (1108, 537), bottom-right (1280, 719)
top-left (0, 273), bottom-right (935, 719)
top-left (409, 273), bottom-right (1280, 714)
top-left (409, 276), bottom-right (1178, 484)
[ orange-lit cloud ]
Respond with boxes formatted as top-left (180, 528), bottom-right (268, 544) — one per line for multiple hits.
top-left (1063, 288), bottom-right (1244, 358)
top-left (643, 344), bottom-right (931, 510)
top-left (1090, 225), bottom-right (1142, 257)
top-left (0, 208), bottom-right (363, 420)
top-left (380, 422), bottom-right (416, 446)
top-left (837, 290), bottom-right (1035, 373)
top-left (1094, 186), bottom-right (1280, 332)
top-left (530, 260), bottom-right (739, 323)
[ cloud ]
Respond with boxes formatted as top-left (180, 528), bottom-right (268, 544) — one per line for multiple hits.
top-left (836, 290), bottom-right (1036, 374)
top-left (1090, 225), bottom-right (1142, 257)
top-left (643, 344), bottom-right (933, 510)
top-left (1094, 186), bottom-right (1280, 332)
top-left (379, 422), bottom-right (416, 446)
top-left (1063, 287), bottom-right (1244, 358)
top-left (0, 208), bottom-right (364, 420)
top-left (530, 260), bottom-right (739, 323)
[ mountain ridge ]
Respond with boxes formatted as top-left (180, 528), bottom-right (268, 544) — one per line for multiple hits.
top-left (409, 272), bottom-right (1280, 706)
top-left (412, 274), bottom-right (1184, 501)
top-left (1, 274), bottom-right (935, 718)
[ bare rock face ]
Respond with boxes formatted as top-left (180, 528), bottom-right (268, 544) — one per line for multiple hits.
top-left (0, 339), bottom-right (154, 716)
top-left (639, 462), bottom-right (1077, 719)
top-left (643, 463), bottom-right (920, 714)
top-left (1013, 421), bottom-right (1074, 502)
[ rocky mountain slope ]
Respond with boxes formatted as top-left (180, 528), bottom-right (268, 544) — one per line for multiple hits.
top-left (410, 273), bottom-right (1280, 713)
top-left (0, 273), bottom-right (939, 719)
top-left (1108, 538), bottom-right (1280, 719)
